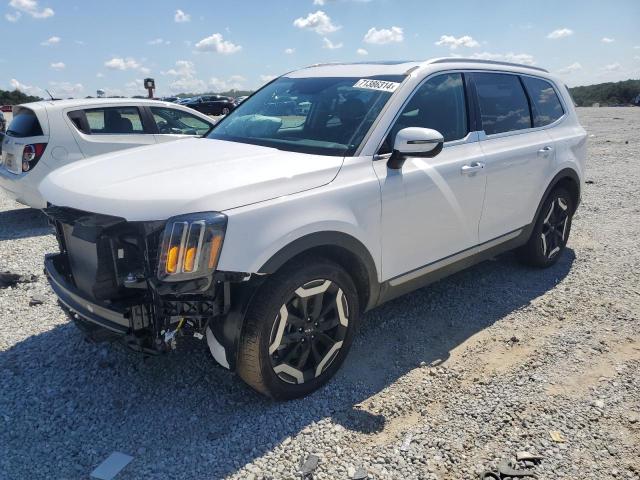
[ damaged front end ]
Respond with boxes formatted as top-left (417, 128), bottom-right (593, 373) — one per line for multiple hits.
top-left (44, 206), bottom-right (256, 367)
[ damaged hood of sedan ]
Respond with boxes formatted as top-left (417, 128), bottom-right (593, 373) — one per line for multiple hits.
top-left (39, 137), bottom-right (343, 221)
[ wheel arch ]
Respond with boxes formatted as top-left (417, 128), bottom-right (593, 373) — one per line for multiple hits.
top-left (533, 168), bottom-right (581, 223)
top-left (259, 231), bottom-right (381, 313)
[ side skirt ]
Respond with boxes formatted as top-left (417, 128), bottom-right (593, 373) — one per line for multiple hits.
top-left (375, 225), bottom-right (532, 306)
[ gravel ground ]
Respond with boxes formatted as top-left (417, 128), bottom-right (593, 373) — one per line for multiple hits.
top-left (0, 107), bottom-right (639, 479)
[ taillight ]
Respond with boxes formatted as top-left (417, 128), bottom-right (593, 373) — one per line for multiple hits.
top-left (22, 143), bottom-right (47, 172)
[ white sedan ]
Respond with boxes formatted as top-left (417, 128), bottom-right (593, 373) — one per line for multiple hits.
top-left (0, 98), bottom-right (216, 208)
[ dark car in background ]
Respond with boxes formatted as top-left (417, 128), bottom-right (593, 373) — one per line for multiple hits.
top-left (183, 95), bottom-right (236, 116)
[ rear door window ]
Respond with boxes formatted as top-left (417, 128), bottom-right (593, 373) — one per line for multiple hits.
top-left (150, 107), bottom-right (213, 135)
top-left (471, 73), bottom-right (532, 135)
top-left (6, 109), bottom-right (43, 137)
top-left (521, 76), bottom-right (565, 127)
top-left (83, 107), bottom-right (146, 134)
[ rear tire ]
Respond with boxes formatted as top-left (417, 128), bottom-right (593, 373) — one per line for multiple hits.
top-left (517, 187), bottom-right (574, 268)
top-left (237, 257), bottom-right (359, 400)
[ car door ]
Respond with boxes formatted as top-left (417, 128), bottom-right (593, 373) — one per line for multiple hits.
top-left (148, 106), bottom-right (215, 143)
top-left (68, 105), bottom-right (157, 158)
top-left (372, 72), bottom-right (487, 280)
top-left (469, 72), bottom-right (556, 243)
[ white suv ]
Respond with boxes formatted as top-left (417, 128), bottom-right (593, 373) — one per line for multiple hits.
top-left (40, 59), bottom-right (586, 399)
top-left (0, 98), bottom-right (215, 208)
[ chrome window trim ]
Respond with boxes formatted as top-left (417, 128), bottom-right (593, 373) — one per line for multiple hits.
top-left (370, 68), bottom-right (569, 157)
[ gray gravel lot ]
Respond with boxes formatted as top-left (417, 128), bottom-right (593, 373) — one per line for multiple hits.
top-left (0, 107), bottom-right (639, 479)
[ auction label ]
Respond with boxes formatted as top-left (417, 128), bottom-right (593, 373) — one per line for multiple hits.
top-left (353, 79), bottom-right (400, 92)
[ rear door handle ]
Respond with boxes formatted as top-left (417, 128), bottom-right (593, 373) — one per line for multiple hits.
top-left (461, 161), bottom-right (485, 174)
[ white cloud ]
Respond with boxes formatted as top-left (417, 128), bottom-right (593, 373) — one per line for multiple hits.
top-left (557, 62), bottom-right (582, 74)
top-left (322, 37), bottom-right (343, 49)
top-left (435, 34), bottom-right (479, 49)
top-left (604, 62), bottom-right (621, 71)
top-left (259, 74), bottom-right (277, 84)
top-left (50, 61), bottom-right (65, 70)
top-left (195, 33), bottom-right (242, 54)
top-left (148, 38), bottom-right (170, 46)
top-left (40, 36), bottom-right (60, 46)
top-left (210, 75), bottom-right (246, 92)
top-left (357, 48), bottom-right (368, 56)
top-left (293, 10), bottom-right (340, 35)
top-left (163, 60), bottom-right (196, 77)
top-left (5, 11), bottom-right (21, 22)
top-left (162, 60), bottom-right (206, 93)
top-left (470, 51), bottom-right (535, 65)
top-left (284, 48), bottom-right (295, 54)
top-left (104, 57), bottom-right (147, 72)
top-left (96, 72), bottom-right (104, 78)
top-left (363, 26), bottom-right (403, 45)
top-left (601, 37), bottom-right (615, 43)
top-left (547, 28), bottom-right (573, 39)
top-left (313, 0), bottom-right (325, 4)
top-left (8, 0), bottom-right (53, 19)
top-left (10, 78), bottom-right (42, 95)
top-left (49, 81), bottom-right (83, 97)
top-left (174, 9), bottom-right (190, 23)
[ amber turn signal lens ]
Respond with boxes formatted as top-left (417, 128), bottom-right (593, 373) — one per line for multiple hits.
top-left (183, 247), bottom-right (197, 272)
top-left (166, 246), bottom-right (180, 273)
top-left (208, 235), bottom-right (223, 269)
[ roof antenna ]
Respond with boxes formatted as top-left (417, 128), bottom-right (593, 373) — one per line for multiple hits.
top-left (44, 89), bottom-right (55, 100)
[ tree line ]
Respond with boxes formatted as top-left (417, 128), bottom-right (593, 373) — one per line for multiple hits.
top-left (569, 79), bottom-right (640, 107)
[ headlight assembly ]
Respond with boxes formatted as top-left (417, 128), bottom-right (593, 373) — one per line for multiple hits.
top-left (157, 212), bottom-right (227, 282)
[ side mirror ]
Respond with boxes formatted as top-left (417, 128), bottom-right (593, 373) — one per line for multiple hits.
top-left (387, 127), bottom-right (444, 170)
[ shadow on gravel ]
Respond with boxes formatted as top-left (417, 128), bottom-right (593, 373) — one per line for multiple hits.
top-left (0, 249), bottom-right (575, 479)
top-left (0, 207), bottom-right (52, 241)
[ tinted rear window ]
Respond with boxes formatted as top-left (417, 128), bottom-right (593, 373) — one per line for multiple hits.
top-left (6, 110), bottom-right (43, 138)
top-left (521, 76), bottom-right (564, 127)
top-left (472, 73), bottom-right (532, 135)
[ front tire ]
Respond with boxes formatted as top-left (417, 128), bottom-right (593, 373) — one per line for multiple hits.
top-left (237, 257), bottom-right (359, 400)
top-left (517, 187), bottom-right (574, 268)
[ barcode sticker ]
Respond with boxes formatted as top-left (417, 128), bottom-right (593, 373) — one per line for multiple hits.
top-left (353, 79), bottom-right (400, 92)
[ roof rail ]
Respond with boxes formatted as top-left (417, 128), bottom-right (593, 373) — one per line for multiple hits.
top-left (428, 58), bottom-right (548, 73)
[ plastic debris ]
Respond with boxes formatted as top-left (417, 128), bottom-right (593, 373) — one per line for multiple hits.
top-left (400, 432), bottom-right (413, 451)
top-left (90, 452), bottom-right (133, 480)
top-left (549, 430), bottom-right (566, 443)
top-left (29, 294), bottom-right (46, 306)
top-left (352, 466), bottom-right (368, 479)
top-left (498, 460), bottom-right (536, 478)
top-left (0, 271), bottom-right (37, 288)
top-left (515, 451), bottom-right (544, 463)
top-left (298, 453), bottom-right (319, 477)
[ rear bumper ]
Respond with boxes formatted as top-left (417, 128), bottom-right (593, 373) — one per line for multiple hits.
top-left (0, 167), bottom-right (47, 208)
top-left (44, 253), bottom-right (130, 335)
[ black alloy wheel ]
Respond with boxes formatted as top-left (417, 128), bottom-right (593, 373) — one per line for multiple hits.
top-left (268, 279), bottom-right (349, 385)
top-left (236, 257), bottom-right (359, 400)
top-left (518, 187), bottom-right (574, 267)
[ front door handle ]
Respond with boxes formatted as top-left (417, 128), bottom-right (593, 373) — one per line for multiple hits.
top-left (461, 161), bottom-right (485, 174)
top-left (538, 146), bottom-right (554, 155)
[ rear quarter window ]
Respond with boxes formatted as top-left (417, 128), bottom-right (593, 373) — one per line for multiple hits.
top-left (6, 109), bottom-right (43, 138)
top-left (521, 76), bottom-right (565, 127)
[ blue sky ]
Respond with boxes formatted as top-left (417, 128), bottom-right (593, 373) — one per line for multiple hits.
top-left (2, 0), bottom-right (639, 98)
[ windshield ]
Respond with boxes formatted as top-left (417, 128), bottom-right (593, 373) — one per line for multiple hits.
top-left (208, 75), bottom-right (405, 156)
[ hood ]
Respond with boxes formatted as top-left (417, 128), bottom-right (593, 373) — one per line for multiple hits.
top-left (39, 138), bottom-right (343, 221)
